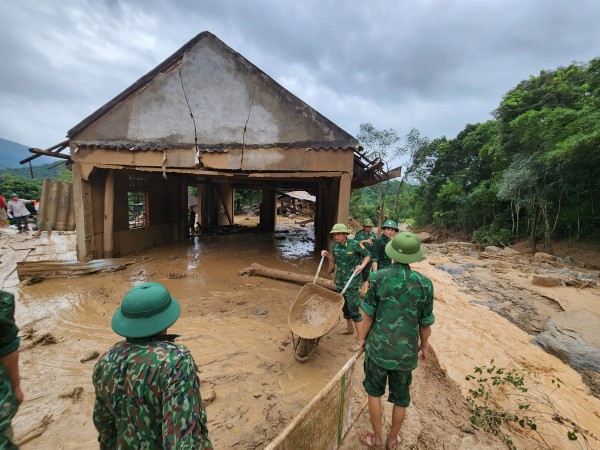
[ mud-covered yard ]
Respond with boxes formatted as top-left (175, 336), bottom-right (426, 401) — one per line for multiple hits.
top-left (1, 220), bottom-right (599, 449)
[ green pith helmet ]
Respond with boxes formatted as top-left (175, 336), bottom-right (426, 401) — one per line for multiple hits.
top-left (385, 231), bottom-right (424, 264)
top-left (330, 223), bottom-right (351, 234)
top-left (111, 282), bottom-right (181, 339)
top-left (361, 218), bottom-right (374, 227)
top-left (382, 219), bottom-right (399, 231)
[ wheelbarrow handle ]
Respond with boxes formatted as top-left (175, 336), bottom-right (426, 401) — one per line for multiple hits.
top-left (340, 269), bottom-right (359, 296)
top-left (313, 255), bottom-right (326, 284)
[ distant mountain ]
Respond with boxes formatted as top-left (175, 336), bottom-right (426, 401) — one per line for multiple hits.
top-left (0, 138), bottom-right (53, 167)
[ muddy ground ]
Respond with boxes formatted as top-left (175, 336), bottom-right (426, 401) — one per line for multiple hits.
top-left (1, 218), bottom-right (599, 449)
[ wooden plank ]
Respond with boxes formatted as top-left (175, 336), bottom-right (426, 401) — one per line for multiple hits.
top-left (16, 258), bottom-right (135, 280)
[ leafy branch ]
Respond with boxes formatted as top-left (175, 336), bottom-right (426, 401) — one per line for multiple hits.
top-left (465, 364), bottom-right (598, 449)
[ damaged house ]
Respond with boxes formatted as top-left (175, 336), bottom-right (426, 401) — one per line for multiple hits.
top-left (27, 32), bottom-right (397, 261)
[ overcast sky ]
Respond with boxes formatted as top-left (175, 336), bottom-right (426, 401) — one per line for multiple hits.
top-left (1, 0), bottom-right (599, 149)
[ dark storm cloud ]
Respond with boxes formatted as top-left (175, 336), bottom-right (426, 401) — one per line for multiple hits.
top-left (1, 0), bottom-right (599, 147)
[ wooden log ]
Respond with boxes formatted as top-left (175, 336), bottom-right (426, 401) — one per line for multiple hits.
top-left (16, 258), bottom-right (135, 280)
top-left (238, 263), bottom-right (336, 291)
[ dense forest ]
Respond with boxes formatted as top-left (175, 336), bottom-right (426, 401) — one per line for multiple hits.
top-left (352, 57), bottom-right (600, 252)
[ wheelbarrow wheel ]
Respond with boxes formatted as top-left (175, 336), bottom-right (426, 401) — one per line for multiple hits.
top-left (294, 337), bottom-right (318, 362)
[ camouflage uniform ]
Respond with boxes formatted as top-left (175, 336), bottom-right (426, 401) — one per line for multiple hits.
top-left (361, 263), bottom-right (434, 406)
top-left (332, 239), bottom-right (370, 322)
top-left (371, 235), bottom-right (393, 270)
top-left (0, 291), bottom-right (20, 450)
top-left (93, 338), bottom-right (212, 449)
top-left (354, 229), bottom-right (376, 281)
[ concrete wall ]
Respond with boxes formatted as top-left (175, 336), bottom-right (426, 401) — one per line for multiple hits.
top-left (74, 36), bottom-right (356, 151)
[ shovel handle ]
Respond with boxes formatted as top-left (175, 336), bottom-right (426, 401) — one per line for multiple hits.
top-left (340, 269), bottom-right (359, 296)
top-left (313, 255), bottom-right (325, 284)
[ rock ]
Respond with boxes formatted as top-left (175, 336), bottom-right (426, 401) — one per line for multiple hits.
top-left (532, 275), bottom-right (562, 287)
top-left (534, 252), bottom-right (557, 262)
top-left (80, 351), bottom-right (100, 363)
top-left (532, 310), bottom-right (600, 372)
top-left (252, 309), bottom-right (268, 315)
top-left (202, 390), bottom-right (216, 407)
top-left (436, 264), bottom-right (464, 276)
top-left (457, 242), bottom-right (477, 251)
top-left (253, 393), bottom-right (262, 398)
top-left (484, 246), bottom-right (502, 253)
top-left (489, 261), bottom-right (510, 269)
top-left (439, 247), bottom-right (449, 254)
top-left (415, 232), bottom-right (431, 243)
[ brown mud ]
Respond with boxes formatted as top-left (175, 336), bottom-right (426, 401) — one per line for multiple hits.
top-left (1, 219), bottom-right (599, 449)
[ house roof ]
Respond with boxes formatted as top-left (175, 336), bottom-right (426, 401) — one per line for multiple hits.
top-left (67, 31), bottom-right (359, 152)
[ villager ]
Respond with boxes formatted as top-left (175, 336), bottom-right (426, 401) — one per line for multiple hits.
top-left (0, 290), bottom-right (23, 450)
top-left (93, 282), bottom-right (213, 449)
top-left (189, 205), bottom-right (197, 237)
top-left (357, 232), bottom-right (434, 450)
top-left (371, 220), bottom-right (399, 272)
top-left (6, 194), bottom-right (34, 233)
top-left (354, 218), bottom-right (377, 292)
top-left (0, 192), bottom-right (7, 228)
top-left (321, 223), bottom-right (370, 351)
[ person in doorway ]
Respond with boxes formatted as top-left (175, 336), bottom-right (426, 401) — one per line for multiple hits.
top-left (321, 223), bottom-right (370, 351)
top-left (0, 290), bottom-right (23, 450)
top-left (356, 232), bottom-right (434, 450)
top-left (0, 192), bottom-right (8, 228)
top-left (354, 218), bottom-right (377, 294)
top-left (188, 205), bottom-right (197, 237)
top-left (6, 194), bottom-right (34, 233)
top-left (93, 282), bottom-right (213, 449)
top-left (371, 220), bottom-right (399, 272)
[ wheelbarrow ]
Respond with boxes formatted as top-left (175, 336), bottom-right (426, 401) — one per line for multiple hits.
top-left (288, 256), bottom-right (359, 362)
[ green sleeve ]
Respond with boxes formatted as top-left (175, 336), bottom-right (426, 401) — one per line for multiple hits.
top-left (92, 367), bottom-right (117, 449)
top-left (361, 273), bottom-right (379, 317)
top-left (419, 280), bottom-right (435, 327)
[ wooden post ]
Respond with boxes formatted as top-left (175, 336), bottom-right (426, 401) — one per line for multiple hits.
top-left (103, 169), bottom-right (114, 258)
top-left (72, 163), bottom-right (95, 262)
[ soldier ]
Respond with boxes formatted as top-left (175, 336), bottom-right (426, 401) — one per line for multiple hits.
top-left (93, 282), bottom-right (213, 449)
top-left (357, 232), bottom-right (434, 450)
top-left (0, 290), bottom-right (23, 450)
top-left (354, 218), bottom-right (377, 293)
top-left (321, 223), bottom-right (370, 351)
top-left (371, 219), bottom-right (399, 272)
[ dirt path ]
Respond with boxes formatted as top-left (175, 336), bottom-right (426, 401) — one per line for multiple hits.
top-left (1, 224), bottom-right (599, 449)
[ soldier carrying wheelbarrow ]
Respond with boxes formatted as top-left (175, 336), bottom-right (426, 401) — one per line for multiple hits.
top-left (321, 223), bottom-right (370, 351)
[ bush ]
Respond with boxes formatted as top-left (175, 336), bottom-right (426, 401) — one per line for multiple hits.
top-left (472, 224), bottom-right (513, 247)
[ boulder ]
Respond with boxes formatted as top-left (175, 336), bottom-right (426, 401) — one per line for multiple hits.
top-left (415, 231), bottom-right (432, 243)
top-left (484, 246), bottom-right (502, 253)
top-left (534, 252), bottom-right (557, 262)
top-left (436, 264), bottom-right (464, 276)
top-left (532, 275), bottom-right (562, 287)
top-left (532, 310), bottom-right (600, 372)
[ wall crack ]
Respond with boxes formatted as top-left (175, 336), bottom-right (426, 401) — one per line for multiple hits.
top-left (178, 69), bottom-right (200, 166)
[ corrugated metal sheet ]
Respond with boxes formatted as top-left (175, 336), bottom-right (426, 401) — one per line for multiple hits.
top-left (280, 191), bottom-right (316, 203)
top-left (38, 179), bottom-right (76, 231)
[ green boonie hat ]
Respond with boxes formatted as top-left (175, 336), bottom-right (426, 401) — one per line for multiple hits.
top-left (361, 218), bottom-right (374, 227)
top-left (385, 231), bottom-right (424, 264)
top-left (382, 219), bottom-right (399, 231)
top-left (111, 282), bottom-right (181, 339)
top-left (330, 223), bottom-right (350, 234)
top-left (10, 193), bottom-right (18, 198)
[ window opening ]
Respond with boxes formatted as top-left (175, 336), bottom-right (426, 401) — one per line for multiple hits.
top-left (128, 176), bottom-right (148, 229)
